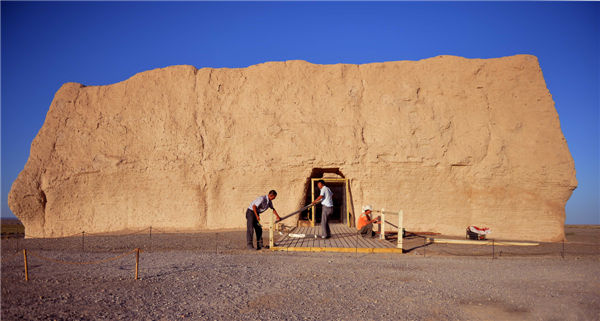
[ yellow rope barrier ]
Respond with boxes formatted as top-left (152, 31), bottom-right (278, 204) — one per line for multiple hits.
top-left (21, 226), bottom-right (223, 239)
top-left (24, 227), bottom-right (152, 239)
top-left (85, 227), bottom-right (151, 237)
top-left (27, 249), bottom-right (137, 265)
top-left (149, 227), bottom-right (204, 234)
top-left (23, 231), bottom-right (84, 239)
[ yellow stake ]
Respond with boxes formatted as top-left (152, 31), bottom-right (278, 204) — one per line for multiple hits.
top-left (23, 249), bottom-right (29, 281)
top-left (135, 248), bottom-right (140, 280)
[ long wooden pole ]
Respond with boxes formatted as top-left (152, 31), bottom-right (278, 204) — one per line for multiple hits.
top-left (278, 203), bottom-right (315, 222)
top-left (23, 249), bottom-right (29, 281)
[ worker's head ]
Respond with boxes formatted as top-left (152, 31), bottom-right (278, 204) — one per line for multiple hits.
top-left (362, 205), bottom-right (373, 214)
top-left (268, 190), bottom-right (277, 200)
top-left (317, 180), bottom-right (325, 188)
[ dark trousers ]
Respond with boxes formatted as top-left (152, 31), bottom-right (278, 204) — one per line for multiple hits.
top-left (321, 206), bottom-right (333, 238)
top-left (359, 223), bottom-right (374, 237)
top-left (246, 209), bottom-right (263, 247)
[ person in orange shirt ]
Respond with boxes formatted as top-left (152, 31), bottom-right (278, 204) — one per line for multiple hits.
top-left (357, 205), bottom-right (380, 238)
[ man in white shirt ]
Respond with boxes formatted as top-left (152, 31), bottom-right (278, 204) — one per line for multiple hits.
top-left (311, 180), bottom-right (333, 239)
top-left (246, 190), bottom-right (281, 250)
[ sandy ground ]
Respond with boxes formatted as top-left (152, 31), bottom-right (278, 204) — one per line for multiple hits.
top-left (1, 226), bottom-right (599, 320)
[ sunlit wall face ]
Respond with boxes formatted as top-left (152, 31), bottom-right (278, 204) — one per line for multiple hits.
top-left (1, 2), bottom-right (598, 224)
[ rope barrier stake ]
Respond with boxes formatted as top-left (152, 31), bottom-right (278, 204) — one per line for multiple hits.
top-left (23, 249), bottom-right (29, 281)
top-left (492, 239), bottom-right (495, 260)
top-left (135, 248), bottom-right (140, 280)
top-left (149, 227), bottom-right (152, 252)
top-left (397, 210), bottom-right (403, 251)
top-left (562, 239), bottom-right (565, 259)
top-left (82, 231), bottom-right (85, 252)
top-left (215, 232), bottom-right (218, 255)
top-left (269, 212), bottom-right (274, 249)
top-left (380, 208), bottom-right (385, 240)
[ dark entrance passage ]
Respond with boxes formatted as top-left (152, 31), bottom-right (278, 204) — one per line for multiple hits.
top-left (309, 178), bottom-right (349, 226)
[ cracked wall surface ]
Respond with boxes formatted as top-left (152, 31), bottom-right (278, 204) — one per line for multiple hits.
top-left (8, 55), bottom-right (577, 241)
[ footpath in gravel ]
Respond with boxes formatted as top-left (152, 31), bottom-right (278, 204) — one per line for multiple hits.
top-left (2, 226), bottom-right (599, 320)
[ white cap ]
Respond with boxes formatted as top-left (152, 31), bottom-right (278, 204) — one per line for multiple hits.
top-left (362, 205), bottom-right (373, 212)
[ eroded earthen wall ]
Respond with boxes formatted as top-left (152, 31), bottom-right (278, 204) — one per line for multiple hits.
top-left (9, 55), bottom-right (577, 241)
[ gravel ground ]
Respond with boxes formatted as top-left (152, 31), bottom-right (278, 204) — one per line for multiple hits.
top-left (2, 227), bottom-right (599, 320)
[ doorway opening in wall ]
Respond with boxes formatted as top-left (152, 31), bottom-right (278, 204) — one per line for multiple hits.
top-left (298, 168), bottom-right (351, 227)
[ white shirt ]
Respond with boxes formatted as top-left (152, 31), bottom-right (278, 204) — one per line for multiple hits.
top-left (319, 185), bottom-right (334, 207)
top-left (248, 195), bottom-right (274, 214)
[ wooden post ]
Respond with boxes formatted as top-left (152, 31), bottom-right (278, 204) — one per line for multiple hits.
top-left (82, 231), bottom-right (85, 252)
top-left (269, 211), bottom-right (274, 249)
top-left (135, 248), bottom-right (140, 280)
top-left (345, 179), bottom-right (351, 228)
top-left (397, 210), bottom-right (403, 250)
top-left (23, 249), bottom-right (29, 281)
top-left (310, 180), bottom-right (315, 227)
top-left (380, 208), bottom-right (385, 240)
top-left (149, 226), bottom-right (152, 252)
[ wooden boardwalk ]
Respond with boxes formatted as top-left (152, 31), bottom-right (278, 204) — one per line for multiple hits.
top-left (271, 223), bottom-right (403, 253)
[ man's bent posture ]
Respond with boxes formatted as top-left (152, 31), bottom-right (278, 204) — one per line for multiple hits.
top-left (246, 190), bottom-right (281, 250)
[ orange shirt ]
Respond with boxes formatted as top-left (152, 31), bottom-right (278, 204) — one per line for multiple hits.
top-left (357, 213), bottom-right (371, 230)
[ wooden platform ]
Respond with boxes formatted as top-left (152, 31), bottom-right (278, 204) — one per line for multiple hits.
top-left (271, 223), bottom-right (403, 253)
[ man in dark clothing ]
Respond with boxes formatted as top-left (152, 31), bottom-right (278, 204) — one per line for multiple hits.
top-left (246, 190), bottom-right (281, 250)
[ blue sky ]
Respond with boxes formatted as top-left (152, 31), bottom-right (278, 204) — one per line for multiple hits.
top-left (2, 2), bottom-right (598, 224)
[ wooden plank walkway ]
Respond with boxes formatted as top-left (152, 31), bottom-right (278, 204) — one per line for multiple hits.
top-left (271, 223), bottom-right (403, 254)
